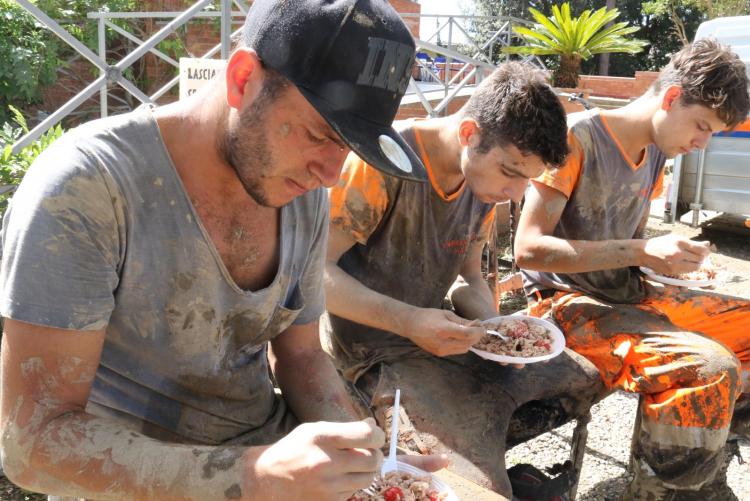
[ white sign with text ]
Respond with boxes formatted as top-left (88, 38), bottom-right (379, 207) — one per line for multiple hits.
top-left (179, 58), bottom-right (227, 100)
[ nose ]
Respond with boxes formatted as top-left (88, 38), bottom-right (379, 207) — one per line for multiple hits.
top-left (309, 146), bottom-right (349, 188)
top-left (503, 178), bottom-right (529, 203)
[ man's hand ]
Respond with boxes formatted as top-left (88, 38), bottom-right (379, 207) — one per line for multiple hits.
top-left (399, 308), bottom-right (485, 357)
top-left (253, 419), bottom-right (385, 500)
top-left (642, 234), bottom-right (711, 275)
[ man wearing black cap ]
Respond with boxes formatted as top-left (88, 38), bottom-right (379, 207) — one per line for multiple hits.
top-left (0, 1), bottom-right (440, 499)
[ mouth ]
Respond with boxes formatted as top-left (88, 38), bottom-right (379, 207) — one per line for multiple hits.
top-left (285, 178), bottom-right (308, 196)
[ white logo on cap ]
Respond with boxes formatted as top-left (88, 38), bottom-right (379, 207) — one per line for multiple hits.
top-left (378, 135), bottom-right (412, 173)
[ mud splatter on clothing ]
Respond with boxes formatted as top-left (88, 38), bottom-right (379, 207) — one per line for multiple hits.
top-left (521, 109), bottom-right (749, 493)
top-left (0, 108), bottom-right (323, 445)
top-left (523, 110), bottom-right (666, 304)
top-left (323, 121), bottom-right (495, 381)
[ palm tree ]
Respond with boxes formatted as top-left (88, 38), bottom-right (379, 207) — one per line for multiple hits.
top-left (503, 3), bottom-right (648, 88)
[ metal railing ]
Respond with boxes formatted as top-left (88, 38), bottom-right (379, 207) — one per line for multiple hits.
top-left (11, 2), bottom-right (541, 153)
top-left (403, 13), bottom-right (544, 117)
top-left (11, 0), bottom-right (245, 154)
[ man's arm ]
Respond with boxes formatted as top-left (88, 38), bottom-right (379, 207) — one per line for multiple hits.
top-left (448, 235), bottom-right (498, 321)
top-left (324, 227), bottom-right (485, 357)
top-left (269, 321), bottom-right (361, 422)
top-left (1, 319), bottom-right (385, 500)
top-left (514, 181), bottom-right (710, 276)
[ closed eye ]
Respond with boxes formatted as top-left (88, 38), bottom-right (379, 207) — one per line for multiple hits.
top-left (500, 164), bottom-right (522, 178)
top-left (306, 129), bottom-right (327, 145)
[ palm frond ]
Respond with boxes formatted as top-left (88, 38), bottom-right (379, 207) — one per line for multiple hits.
top-left (502, 1), bottom-right (646, 61)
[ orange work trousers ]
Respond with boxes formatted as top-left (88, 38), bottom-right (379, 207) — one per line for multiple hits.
top-left (529, 281), bottom-right (747, 492)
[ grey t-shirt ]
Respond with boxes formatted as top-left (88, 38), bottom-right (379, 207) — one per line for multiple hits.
top-left (0, 108), bottom-right (327, 444)
top-left (522, 109), bottom-right (665, 304)
top-left (321, 123), bottom-right (495, 382)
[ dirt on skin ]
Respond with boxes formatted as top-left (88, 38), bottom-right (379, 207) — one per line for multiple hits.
top-left (1, 215), bottom-right (748, 500)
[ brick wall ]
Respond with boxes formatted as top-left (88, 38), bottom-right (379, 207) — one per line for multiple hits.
top-left (390, 0), bottom-right (421, 38)
top-left (142, 0), bottom-right (222, 98)
top-left (578, 71), bottom-right (659, 100)
top-left (395, 95), bottom-right (471, 120)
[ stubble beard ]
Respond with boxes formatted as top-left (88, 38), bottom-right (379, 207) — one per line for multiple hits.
top-left (219, 96), bottom-right (276, 207)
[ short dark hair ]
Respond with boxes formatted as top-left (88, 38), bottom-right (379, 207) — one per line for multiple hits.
top-left (462, 62), bottom-right (568, 167)
top-left (653, 38), bottom-right (750, 128)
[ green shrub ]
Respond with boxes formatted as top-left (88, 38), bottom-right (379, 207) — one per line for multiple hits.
top-left (0, 106), bottom-right (63, 214)
top-left (0, 0), bottom-right (61, 124)
top-left (0, 0), bottom-right (141, 124)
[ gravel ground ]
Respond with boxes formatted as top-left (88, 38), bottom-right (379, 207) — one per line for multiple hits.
top-left (507, 211), bottom-right (750, 501)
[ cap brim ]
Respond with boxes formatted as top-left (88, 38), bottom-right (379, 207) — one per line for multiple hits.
top-left (298, 88), bottom-right (428, 182)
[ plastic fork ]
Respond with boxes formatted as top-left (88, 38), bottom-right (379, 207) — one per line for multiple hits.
top-left (361, 388), bottom-right (401, 496)
top-left (486, 329), bottom-right (509, 341)
top-left (382, 388), bottom-right (400, 474)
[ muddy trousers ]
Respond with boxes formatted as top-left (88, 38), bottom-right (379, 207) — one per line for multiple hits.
top-left (530, 282), bottom-right (749, 498)
top-left (349, 350), bottom-right (604, 497)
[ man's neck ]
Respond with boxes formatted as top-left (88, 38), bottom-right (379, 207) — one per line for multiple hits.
top-left (413, 116), bottom-right (465, 195)
top-left (154, 88), bottom-right (249, 202)
top-left (600, 99), bottom-right (657, 165)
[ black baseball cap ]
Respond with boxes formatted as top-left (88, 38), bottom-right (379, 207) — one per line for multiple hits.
top-left (243, 0), bottom-right (427, 182)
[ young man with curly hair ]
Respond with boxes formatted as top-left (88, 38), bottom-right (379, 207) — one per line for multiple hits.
top-left (321, 62), bottom-right (584, 496)
top-left (515, 39), bottom-right (750, 500)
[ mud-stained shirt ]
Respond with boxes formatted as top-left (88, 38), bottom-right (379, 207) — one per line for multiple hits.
top-left (522, 109), bottom-right (666, 304)
top-left (321, 121), bottom-right (495, 381)
top-left (0, 108), bottom-right (326, 444)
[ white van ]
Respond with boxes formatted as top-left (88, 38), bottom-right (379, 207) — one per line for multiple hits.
top-left (664, 16), bottom-right (750, 227)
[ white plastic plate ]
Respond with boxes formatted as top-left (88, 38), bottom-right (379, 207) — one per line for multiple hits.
top-left (380, 461), bottom-right (459, 501)
top-left (639, 266), bottom-right (718, 288)
top-left (469, 315), bottom-right (565, 364)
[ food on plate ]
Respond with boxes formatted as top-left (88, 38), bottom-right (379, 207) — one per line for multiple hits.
top-left (474, 318), bottom-right (553, 357)
top-left (662, 263), bottom-right (718, 282)
top-left (347, 470), bottom-right (448, 501)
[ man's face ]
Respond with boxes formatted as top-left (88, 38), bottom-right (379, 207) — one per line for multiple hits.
top-left (221, 83), bottom-right (350, 208)
top-left (462, 142), bottom-right (546, 204)
top-left (653, 98), bottom-right (727, 159)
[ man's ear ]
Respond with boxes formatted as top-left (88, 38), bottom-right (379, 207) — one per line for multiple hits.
top-left (458, 118), bottom-right (480, 148)
top-left (225, 48), bottom-right (263, 110)
top-left (661, 85), bottom-right (682, 111)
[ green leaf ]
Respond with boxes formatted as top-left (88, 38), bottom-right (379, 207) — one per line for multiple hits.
top-left (504, 1), bottom-right (647, 67)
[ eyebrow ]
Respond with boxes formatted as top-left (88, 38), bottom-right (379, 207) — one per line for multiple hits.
top-left (500, 162), bottom-right (529, 177)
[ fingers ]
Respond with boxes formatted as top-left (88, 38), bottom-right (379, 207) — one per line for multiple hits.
top-left (311, 419), bottom-right (385, 450)
top-left (398, 453), bottom-right (450, 472)
top-left (678, 239), bottom-right (711, 261)
top-left (411, 310), bottom-right (487, 356)
top-left (331, 472), bottom-right (381, 499)
top-left (332, 447), bottom-right (383, 473)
